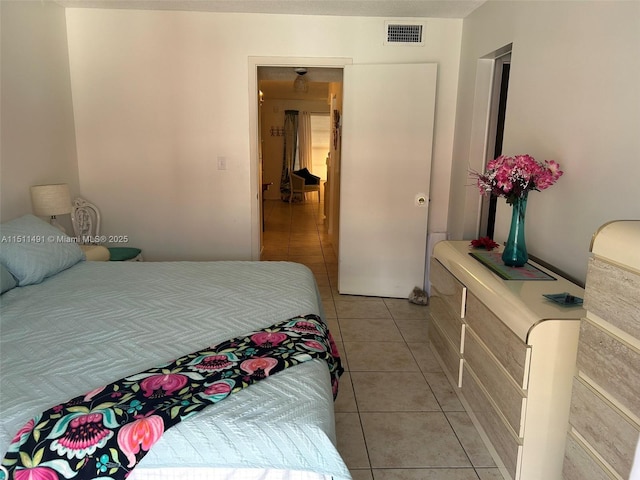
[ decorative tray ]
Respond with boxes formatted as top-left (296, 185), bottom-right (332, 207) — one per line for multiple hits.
top-left (542, 292), bottom-right (584, 307)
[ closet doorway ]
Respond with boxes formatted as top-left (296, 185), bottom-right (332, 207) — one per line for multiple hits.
top-left (478, 49), bottom-right (511, 238)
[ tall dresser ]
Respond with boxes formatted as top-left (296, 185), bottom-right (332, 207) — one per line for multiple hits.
top-left (429, 241), bottom-right (585, 480)
top-left (562, 220), bottom-right (640, 480)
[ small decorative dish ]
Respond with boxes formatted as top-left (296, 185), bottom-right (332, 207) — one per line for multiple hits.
top-left (543, 292), bottom-right (583, 307)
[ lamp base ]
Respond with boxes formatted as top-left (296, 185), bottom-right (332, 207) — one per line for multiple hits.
top-left (49, 216), bottom-right (67, 234)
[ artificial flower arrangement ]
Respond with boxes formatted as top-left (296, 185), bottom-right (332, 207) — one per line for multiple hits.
top-left (472, 154), bottom-right (563, 205)
top-left (470, 237), bottom-right (500, 250)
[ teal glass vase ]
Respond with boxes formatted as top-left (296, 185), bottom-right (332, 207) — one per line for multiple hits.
top-left (502, 194), bottom-right (528, 267)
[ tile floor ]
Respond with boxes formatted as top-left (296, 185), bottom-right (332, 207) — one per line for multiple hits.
top-left (261, 198), bottom-right (504, 480)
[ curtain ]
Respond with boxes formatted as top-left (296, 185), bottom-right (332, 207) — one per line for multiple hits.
top-left (280, 110), bottom-right (299, 200)
top-left (297, 112), bottom-right (314, 201)
top-left (298, 111), bottom-right (313, 171)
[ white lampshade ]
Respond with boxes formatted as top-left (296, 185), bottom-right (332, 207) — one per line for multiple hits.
top-left (30, 184), bottom-right (72, 217)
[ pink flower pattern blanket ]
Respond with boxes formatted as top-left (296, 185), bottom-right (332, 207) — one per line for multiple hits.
top-left (2, 314), bottom-right (342, 480)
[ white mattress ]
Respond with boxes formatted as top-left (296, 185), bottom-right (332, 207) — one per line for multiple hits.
top-left (0, 261), bottom-right (350, 480)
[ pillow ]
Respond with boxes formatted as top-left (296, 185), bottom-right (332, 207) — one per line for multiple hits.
top-left (293, 168), bottom-right (320, 185)
top-left (0, 214), bottom-right (84, 286)
top-left (0, 264), bottom-right (17, 294)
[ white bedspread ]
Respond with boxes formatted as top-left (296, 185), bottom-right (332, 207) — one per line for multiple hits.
top-left (0, 261), bottom-right (350, 480)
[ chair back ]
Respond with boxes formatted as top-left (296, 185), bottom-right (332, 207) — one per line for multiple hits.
top-left (290, 173), bottom-right (306, 193)
top-left (71, 197), bottom-right (101, 244)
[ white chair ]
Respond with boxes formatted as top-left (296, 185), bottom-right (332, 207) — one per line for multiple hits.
top-left (71, 197), bottom-right (143, 262)
top-left (289, 170), bottom-right (321, 203)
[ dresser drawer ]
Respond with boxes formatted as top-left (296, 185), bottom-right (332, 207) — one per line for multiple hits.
top-left (430, 258), bottom-right (466, 318)
top-left (465, 292), bottom-right (528, 387)
top-left (462, 367), bottom-right (521, 480)
top-left (429, 295), bottom-right (464, 351)
top-left (464, 328), bottom-right (526, 436)
top-left (429, 315), bottom-right (462, 386)
top-left (577, 319), bottom-right (640, 415)
top-left (563, 433), bottom-right (613, 480)
top-left (584, 257), bottom-right (640, 339)
top-left (568, 377), bottom-right (638, 478)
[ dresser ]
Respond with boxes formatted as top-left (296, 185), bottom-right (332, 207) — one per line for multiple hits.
top-left (562, 221), bottom-right (640, 480)
top-left (429, 241), bottom-right (585, 480)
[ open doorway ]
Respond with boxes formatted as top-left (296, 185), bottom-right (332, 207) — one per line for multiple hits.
top-left (310, 113), bottom-right (330, 190)
top-left (478, 51), bottom-right (511, 238)
top-left (255, 65), bottom-right (343, 257)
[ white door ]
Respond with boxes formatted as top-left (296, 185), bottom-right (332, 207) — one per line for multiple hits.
top-left (339, 63), bottom-right (437, 298)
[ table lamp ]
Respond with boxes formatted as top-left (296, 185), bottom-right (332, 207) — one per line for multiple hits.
top-left (30, 184), bottom-right (72, 233)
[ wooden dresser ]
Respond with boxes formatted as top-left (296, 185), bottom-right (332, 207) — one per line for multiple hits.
top-left (429, 241), bottom-right (585, 480)
top-left (562, 220), bottom-right (640, 480)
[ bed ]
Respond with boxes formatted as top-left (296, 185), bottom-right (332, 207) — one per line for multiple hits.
top-left (0, 215), bottom-right (350, 480)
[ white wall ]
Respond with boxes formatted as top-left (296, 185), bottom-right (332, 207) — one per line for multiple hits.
top-left (64, 9), bottom-right (462, 260)
top-left (449, 0), bottom-right (640, 284)
top-left (0, 1), bottom-right (79, 228)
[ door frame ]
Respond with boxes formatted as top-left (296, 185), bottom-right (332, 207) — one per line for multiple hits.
top-left (248, 56), bottom-right (352, 259)
top-left (467, 44), bottom-right (512, 239)
top-left (479, 51), bottom-right (511, 238)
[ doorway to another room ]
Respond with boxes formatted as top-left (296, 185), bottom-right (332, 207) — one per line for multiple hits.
top-left (478, 50), bottom-right (511, 239)
top-left (252, 59), bottom-right (438, 300)
top-left (256, 65), bottom-right (344, 260)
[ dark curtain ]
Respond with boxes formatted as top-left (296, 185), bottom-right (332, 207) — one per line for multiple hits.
top-left (280, 110), bottom-right (299, 200)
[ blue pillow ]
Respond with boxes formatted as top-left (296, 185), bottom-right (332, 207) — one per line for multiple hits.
top-left (0, 214), bottom-right (84, 286)
top-left (0, 263), bottom-right (17, 294)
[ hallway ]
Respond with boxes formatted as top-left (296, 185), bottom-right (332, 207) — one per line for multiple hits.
top-left (261, 199), bottom-right (503, 480)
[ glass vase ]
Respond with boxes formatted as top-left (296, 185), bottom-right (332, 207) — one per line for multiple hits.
top-left (502, 194), bottom-right (528, 267)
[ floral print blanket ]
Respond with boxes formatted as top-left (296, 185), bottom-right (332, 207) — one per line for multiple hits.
top-left (1, 314), bottom-right (343, 480)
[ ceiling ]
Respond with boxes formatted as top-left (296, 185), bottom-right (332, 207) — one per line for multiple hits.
top-left (53, 0), bottom-right (486, 18)
top-left (260, 79), bottom-right (331, 102)
top-left (259, 68), bottom-right (341, 101)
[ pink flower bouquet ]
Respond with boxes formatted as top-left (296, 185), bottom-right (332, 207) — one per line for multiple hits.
top-left (472, 154), bottom-right (563, 205)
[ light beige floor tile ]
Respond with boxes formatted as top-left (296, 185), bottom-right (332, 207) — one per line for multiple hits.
top-left (344, 342), bottom-right (419, 372)
top-left (384, 298), bottom-right (430, 320)
top-left (260, 253), bottom-right (289, 261)
top-left (335, 372), bottom-right (357, 412)
top-left (288, 254), bottom-right (326, 265)
top-left (325, 264), bottom-right (339, 277)
top-left (339, 318), bottom-right (404, 342)
top-left (395, 318), bottom-right (429, 342)
top-left (323, 253), bottom-right (338, 264)
top-left (350, 470), bottom-right (374, 480)
top-left (335, 340), bottom-right (349, 371)
top-left (325, 317), bottom-right (341, 341)
top-left (360, 412), bottom-right (471, 468)
top-left (314, 274), bottom-right (332, 288)
top-left (263, 199), bottom-right (496, 480)
top-left (373, 469), bottom-right (480, 480)
top-left (289, 232), bottom-right (321, 241)
top-left (475, 468), bottom-right (506, 480)
top-left (262, 234), bottom-right (290, 244)
top-left (351, 371), bottom-right (441, 412)
top-left (289, 245), bottom-right (324, 256)
top-left (424, 372), bottom-right (465, 411)
top-left (335, 296), bottom-right (392, 319)
top-left (407, 342), bottom-right (444, 373)
top-left (321, 297), bottom-right (337, 319)
top-left (335, 412), bottom-right (370, 469)
top-left (445, 411), bottom-right (496, 467)
top-left (317, 284), bottom-right (334, 299)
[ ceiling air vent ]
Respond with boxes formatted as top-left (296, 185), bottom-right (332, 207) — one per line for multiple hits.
top-left (384, 21), bottom-right (425, 46)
